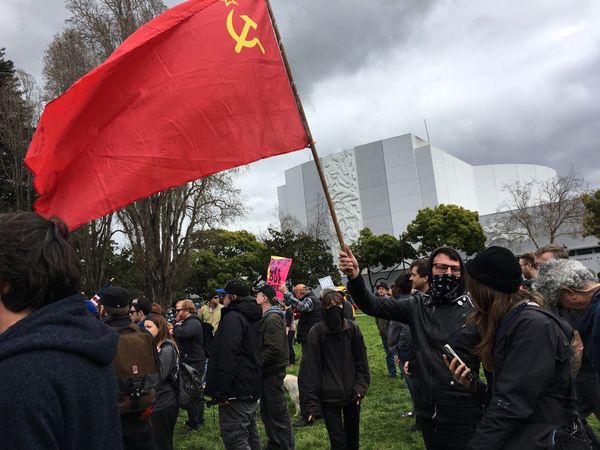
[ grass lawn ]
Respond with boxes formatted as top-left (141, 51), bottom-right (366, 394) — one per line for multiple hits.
top-left (172, 313), bottom-right (600, 449)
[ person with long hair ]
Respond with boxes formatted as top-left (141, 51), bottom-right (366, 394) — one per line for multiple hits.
top-left (445, 246), bottom-right (582, 449)
top-left (304, 289), bottom-right (370, 450)
top-left (145, 314), bottom-right (179, 450)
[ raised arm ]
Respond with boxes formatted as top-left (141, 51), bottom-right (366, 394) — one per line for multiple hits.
top-left (339, 246), bottom-right (412, 323)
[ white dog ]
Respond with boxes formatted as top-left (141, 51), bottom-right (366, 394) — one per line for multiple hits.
top-left (283, 374), bottom-right (300, 416)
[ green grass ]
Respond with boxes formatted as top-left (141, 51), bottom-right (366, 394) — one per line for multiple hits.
top-left (172, 314), bottom-right (600, 449)
top-left (173, 314), bottom-right (424, 449)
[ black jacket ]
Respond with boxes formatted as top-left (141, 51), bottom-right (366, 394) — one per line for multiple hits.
top-left (296, 293), bottom-right (322, 343)
top-left (259, 306), bottom-right (289, 376)
top-left (347, 270), bottom-right (484, 424)
top-left (204, 296), bottom-right (262, 402)
top-left (0, 295), bottom-right (122, 450)
top-left (469, 304), bottom-right (574, 449)
top-left (304, 320), bottom-right (370, 415)
top-left (173, 314), bottom-right (205, 364)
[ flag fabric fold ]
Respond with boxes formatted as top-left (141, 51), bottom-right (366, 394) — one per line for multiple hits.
top-left (25, 0), bottom-right (308, 229)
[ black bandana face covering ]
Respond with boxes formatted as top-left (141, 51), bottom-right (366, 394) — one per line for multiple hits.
top-left (324, 306), bottom-right (344, 333)
top-left (430, 274), bottom-right (462, 302)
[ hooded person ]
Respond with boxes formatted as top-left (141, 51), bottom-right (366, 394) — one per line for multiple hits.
top-left (0, 212), bottom-right (122, 449)
top-left (204, 279), bottom-right (263, 450)
top-left (303, 289), bottom-right (370, 450)
top-left (445, 246), bottom-right (587, 449)
top-left (339, 245), bottom-right (485, 450)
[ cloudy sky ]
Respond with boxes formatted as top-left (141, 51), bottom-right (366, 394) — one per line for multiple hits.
top-left (2, 0), bottom-right (599, 234)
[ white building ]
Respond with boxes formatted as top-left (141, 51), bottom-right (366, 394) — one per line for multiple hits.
top-left (278, 133), bottom-right (557, 252)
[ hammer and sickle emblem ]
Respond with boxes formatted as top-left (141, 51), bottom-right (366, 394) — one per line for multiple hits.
top-left (226, 9), bottom-right (265, 54)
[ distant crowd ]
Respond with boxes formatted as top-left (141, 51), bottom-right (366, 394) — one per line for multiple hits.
top-left (1, 211), bottom-right (600, 450)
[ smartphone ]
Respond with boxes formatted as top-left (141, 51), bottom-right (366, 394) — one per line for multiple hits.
top-left (443, 344), bottom-right (474, 382)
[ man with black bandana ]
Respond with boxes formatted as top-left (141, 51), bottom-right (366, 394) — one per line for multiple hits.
top-left (339, 246), bottom-right (485, 450)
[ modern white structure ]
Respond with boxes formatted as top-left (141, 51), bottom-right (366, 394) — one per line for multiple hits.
top-left (277, 133), bottom-right (557, 252)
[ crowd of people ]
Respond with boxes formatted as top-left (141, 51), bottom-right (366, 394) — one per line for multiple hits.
top-left (2, 211), bottom-right (600, 450)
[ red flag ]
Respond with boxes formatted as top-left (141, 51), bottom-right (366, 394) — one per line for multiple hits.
top-left (25, 0), bottom-right (308, 229)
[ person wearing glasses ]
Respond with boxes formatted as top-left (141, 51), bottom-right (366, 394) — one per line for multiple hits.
top-left (129, 297), bottom-right (153, 330)
top-left (199, 290), bottom-right (224, 333)
top-left (339, 246), bottom-right (485, 450)
top-left (173, 299), bottom-right (206, 432)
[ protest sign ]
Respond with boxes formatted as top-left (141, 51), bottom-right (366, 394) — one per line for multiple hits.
top-left (267, 256), bottom-right (292, 300)
top-left (318, 276), bottom-right (335, 290)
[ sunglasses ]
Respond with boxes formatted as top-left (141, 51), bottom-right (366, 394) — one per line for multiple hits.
top-left (175, 308), bottom-right (185, 313)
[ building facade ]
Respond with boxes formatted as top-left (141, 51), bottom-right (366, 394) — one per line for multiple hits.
top-left (278, 133), bottom-right (558, 253)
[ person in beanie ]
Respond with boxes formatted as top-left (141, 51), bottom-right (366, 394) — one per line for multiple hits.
top-left (0, 212), bottom-right (121, 450)
top-left (256, 285), bottom-right (295, 449)
top-left (339, 246), bottom-right (484, 450)
top-left (445, 246), bottom-right (580, 449)
top-left (204, 279), bottom-right (262, 450)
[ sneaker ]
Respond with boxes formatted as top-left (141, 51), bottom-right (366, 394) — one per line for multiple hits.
top-left (293, 417), bottom-right (313, 427)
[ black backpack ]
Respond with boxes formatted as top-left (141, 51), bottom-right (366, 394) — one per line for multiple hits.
top-left (112, 324), bottom-right (160, 416)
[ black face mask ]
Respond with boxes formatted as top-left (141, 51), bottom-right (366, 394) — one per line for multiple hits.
top-left (324, 306), bottom-right (344, 333)
top-left (430, 274), bottom-right (462, 302)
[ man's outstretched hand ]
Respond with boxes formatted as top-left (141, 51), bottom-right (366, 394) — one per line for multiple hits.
top-left (339, 246), bottom-right (360, 280)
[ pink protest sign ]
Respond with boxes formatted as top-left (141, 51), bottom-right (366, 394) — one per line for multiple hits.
top-left (266, 256), bottom-right (292, 300)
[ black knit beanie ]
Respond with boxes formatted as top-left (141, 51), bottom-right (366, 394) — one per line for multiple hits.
top-left (465, 246), bottom-right (522, 293)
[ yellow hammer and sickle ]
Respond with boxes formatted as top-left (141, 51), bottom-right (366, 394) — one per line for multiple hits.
top-left (226, 9), bottom-right (265, 54)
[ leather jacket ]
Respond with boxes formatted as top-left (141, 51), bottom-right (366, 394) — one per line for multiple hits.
top-left (347, 275), bottom-right (485, 424)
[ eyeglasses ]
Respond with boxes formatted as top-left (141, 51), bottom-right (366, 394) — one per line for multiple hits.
top-left (432, 263), bottom-right (461, 275)
top-left (128, 310), bottom-right (137, 315)
top-left (175, 308), bottom-right (185, 313)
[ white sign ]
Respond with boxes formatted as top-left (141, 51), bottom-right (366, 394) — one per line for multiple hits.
top-left (318, 276), bottom-right (335, 289)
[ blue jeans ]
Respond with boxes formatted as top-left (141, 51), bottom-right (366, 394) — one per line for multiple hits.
top-left (381, 336), bottom-right (396, 376)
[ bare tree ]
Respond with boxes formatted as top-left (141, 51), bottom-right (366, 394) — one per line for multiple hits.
top-left (44, 0), bottom-right (166, 100)
top-left (42, 0), bottom-right (167, 293)
top-left (494, 170), bottom-right (586, 247)
top-left (117, 174), bottom-right (244, 306)
top-left (75, 215), bottom-right (117, 292)
top-left (306, 193), bottom-right (332, 242)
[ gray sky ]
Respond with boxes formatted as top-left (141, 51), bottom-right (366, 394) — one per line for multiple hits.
top-left (2, 0), bottom-right (599, 234)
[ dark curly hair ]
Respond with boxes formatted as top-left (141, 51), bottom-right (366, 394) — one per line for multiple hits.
top-left (0, 212), bottom-right (81, 313)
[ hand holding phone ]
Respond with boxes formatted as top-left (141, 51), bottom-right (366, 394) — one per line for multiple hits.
top-left (443, 344), bottom-right (474, 385)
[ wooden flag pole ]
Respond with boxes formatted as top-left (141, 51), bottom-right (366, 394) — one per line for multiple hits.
top-left (266, 0), bottom-right (346, 250)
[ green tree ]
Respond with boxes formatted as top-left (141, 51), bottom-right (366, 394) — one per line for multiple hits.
top-left (350, 227), bottom-right (416, 290)
top-left (0, 48), bottom-right (38, 211)
top-left (583, 189), bottom-right (600, 240)
top-left (262, 228), bottom-right (341, 288)
top-left (188, 229), bottom-right (268, 297)
top-left (402, 204), bottom-right (486, 256)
